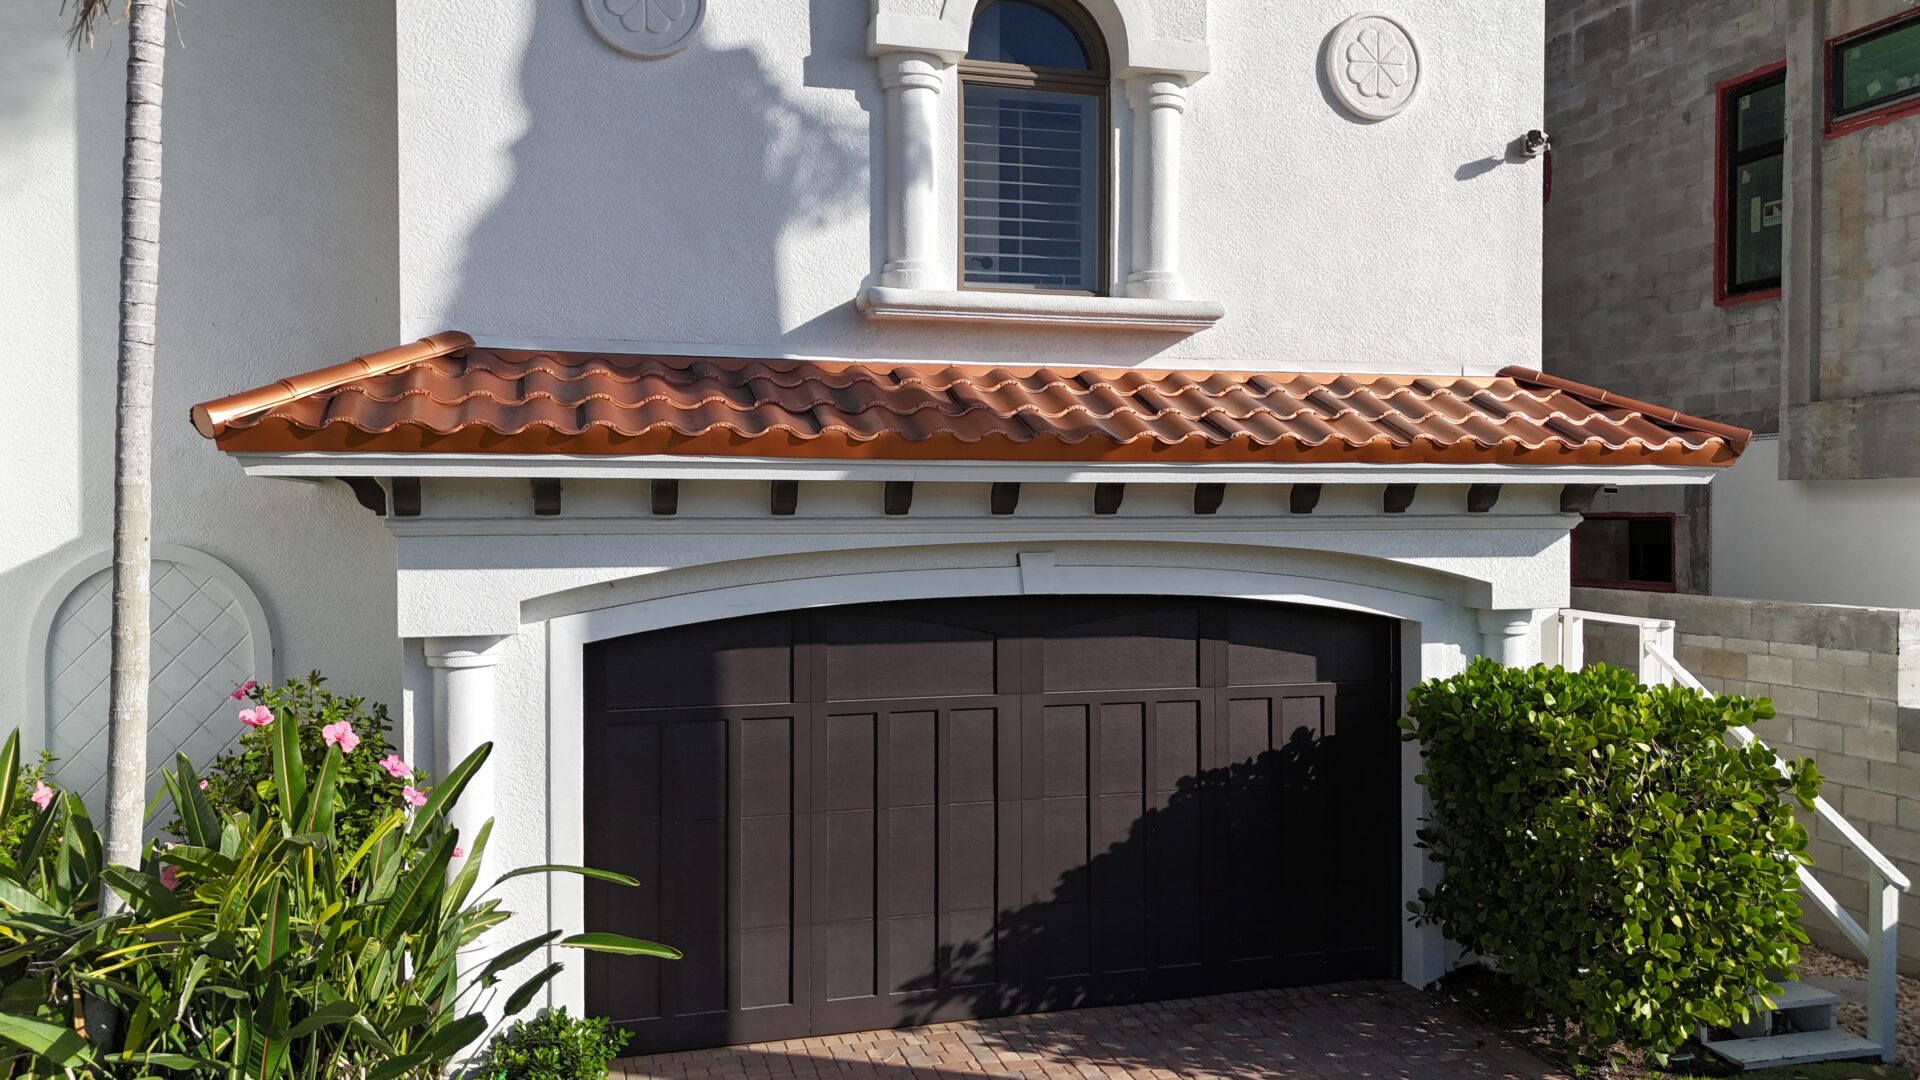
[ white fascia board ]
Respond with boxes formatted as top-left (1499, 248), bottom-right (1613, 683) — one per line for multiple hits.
top-left (233, 452), bottom-right (1722, 487)
top-left (382, 513), bottom-right (1578, 538)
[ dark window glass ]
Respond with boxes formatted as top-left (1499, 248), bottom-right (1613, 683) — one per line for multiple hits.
top-left (1834, 16), bottom-right (1920, 117)
top-left (1572, 516), bottom-right (1675, 589)
top-left (1722, 72), bottom-right (1785, 296)
top-left (962, 85), bottom-right (1100, 289)
top-left (967, 0), bottom-right (1092, 70)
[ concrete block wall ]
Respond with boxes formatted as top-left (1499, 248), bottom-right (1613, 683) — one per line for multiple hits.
top-left (1572, 586), bottom-right (1920, 974)
top-left (1544, 0), bottom-right (1787, 435)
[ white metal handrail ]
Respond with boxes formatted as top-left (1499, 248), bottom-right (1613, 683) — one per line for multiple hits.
top-left (1546, 608), bottom-right (1910, 1062)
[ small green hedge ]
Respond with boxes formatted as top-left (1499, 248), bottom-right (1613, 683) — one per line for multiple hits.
top-left (1403, 660), bottom-right (1820, 1064)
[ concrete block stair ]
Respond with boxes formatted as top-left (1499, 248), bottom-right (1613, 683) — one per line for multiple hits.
top-left (1698, 980), bottom-right (1881, 1068)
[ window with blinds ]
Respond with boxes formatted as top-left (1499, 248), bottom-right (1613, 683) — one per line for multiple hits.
top-left (962, 85), bottom-right (1100, 291)
top-left (960, 0), bottom-right (1108, 294)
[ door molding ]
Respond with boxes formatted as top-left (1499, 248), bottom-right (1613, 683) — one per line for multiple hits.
top-left (544, 560), bottom-right (1458, 1015)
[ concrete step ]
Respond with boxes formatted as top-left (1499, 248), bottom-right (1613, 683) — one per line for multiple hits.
top-left (1757, 979), bottom-right (1839, 1011)
top-left (1703, 1029), bottom-right (1885, 1069)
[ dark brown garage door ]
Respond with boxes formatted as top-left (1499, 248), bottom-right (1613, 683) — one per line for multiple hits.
top-left (582, 596), bottom-right (1401, 1052)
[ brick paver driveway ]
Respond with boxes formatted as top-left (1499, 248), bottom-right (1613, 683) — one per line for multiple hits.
top-left (610, 981), bottom-right (1566, 1079)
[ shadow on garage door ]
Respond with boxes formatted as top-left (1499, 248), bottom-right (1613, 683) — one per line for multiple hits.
top-left (581, 596), bottom-right (1403, 1053)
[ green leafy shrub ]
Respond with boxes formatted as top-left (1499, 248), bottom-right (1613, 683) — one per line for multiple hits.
top-left (0, 749), bottom-right (54, 857)
top-left (178, 672), bottom-right (418, 856)
top-left (481, 1007), bottom-right (632, 1080)
top-left (1402, 660), bottom-right (1820, 1066)
top-left (0, 685), bottom-right (679, 1078)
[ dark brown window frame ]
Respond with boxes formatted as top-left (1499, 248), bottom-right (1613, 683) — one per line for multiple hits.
top-left (1713, 64), bottom-right (1786, 305)
top-left (958, 0), bottom-right (1113, 296)
top-left (1570, 511), bottom-right (1679, 593)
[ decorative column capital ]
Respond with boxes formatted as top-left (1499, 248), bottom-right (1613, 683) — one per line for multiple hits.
top-left (1127, 73), bottom-right (1189, 112)
top-left (876, 51), bottom-right (946, 93)
top-left (1475, 609), bottom-right (1540, 668)
top-left (423, 635), bottom-right (509, 670)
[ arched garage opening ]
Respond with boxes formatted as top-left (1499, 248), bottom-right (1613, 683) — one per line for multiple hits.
top-left (578, 594), bottom-right (1402, 1052)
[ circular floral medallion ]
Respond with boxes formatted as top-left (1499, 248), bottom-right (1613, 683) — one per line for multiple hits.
top-left (1324, 13), bottom-right (1420, 120)
top-left (582, 0), bottom-right (705, 59)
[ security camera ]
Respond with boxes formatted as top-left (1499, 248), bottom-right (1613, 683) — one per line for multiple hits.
top-left (1522, 129), bottom-right (1552, 158)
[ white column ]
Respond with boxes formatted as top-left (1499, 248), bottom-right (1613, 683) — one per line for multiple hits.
top-left (1124, 74), bottom-right (1188, 300)
top-left (877, 51), bottom-right (946, 289)
top-left (1475, 609), bottom-right (1540, 668)
top-left (424, 635), bottom-right (509, 850)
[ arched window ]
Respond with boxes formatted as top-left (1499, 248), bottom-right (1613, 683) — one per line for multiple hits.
top-left (961, 0), bottom-right (1109, 293)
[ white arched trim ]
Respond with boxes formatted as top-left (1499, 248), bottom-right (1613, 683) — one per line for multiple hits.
top-left (539, 558), bottom-right (1454, 1008)
top-left (24, 544), bottom-right (276, 758)
top-left (869, 0), bottom-right (1210, 80)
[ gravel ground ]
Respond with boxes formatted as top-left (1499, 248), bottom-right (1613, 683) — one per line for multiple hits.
top-left (1797, 943), bottom-right (1920, 1066)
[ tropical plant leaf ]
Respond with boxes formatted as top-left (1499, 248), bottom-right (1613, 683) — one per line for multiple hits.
top-left (366, 1050), bottom-right (429, 1080)
top-left (0, 730), bottom-right (19, 830)
top-left (0, 1009), bottom-right (96, 1066)
top-left (106, 1050), bottom-right (223, 1071)
top-left (407, 742), bottom-right (491, 839)
top-left (503, 961), bottom-right (564, 1016)
top-left (375, 829), bottom-right (456, 941)
top-left (415, 1012), bottom-right (488, 1060)
top-left (273, 708), bottom-right (306, 825)
top-left (477, 929), bottom-right (563, 985)
top-left (493, 864), bottom-right (640, 888)
top-left (103, 866), bottom-right (181, 919)
top-left (281, 998), bottom-right (359, 1039)
top-left (559, 932), bottom-right (683, 959)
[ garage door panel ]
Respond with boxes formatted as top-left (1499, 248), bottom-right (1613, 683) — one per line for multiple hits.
top-left (738, 716), bottom-right (794, 818)
top-left (667, 721), bottom-right (728, 822)
top-left (592, 612), bottom-right (794, 710)
top-left (887, 806), bottom-right (937, 914)
top-left (737, 927), bottom-right (795, 1009)
top-left (820, 613), bottom-right (999, 700)
top-left (586, 597), bottom-right (1398, 1052)
top-left (1039, 605), bottom-right (1200, 692)
top-left (1097, 704), bottom-right (1144, 793)
top-left (738, 816), bottom-right (792, 930)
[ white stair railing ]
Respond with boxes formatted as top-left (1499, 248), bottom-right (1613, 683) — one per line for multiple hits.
top-left (1544, 609), bottom-right (1911, 1064)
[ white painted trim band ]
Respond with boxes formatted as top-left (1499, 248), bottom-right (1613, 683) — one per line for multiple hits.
top-left (382, 513), bottom-right (1578, 538)
top-left (235, 452), bottom-right (1720, 486)
top-left (856, 285), bottom-right (1225, 330)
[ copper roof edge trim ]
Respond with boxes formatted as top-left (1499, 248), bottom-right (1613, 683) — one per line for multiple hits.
top-left (190, 331), bottom-right (475, 438)
top-left (1498, 365), bottom-right (1753, 449)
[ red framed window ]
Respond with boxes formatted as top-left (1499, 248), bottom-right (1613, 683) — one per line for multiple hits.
top-left (1571, 512), bottom-right (1677, 592)
top-left (1714, 63), bottom-right (1786, 305)
top-left (1828, 9), bottom-right (1920, 137)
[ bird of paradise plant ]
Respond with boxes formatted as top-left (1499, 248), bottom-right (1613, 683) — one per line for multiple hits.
top-left (0, 715), bottom-right (676, 1078)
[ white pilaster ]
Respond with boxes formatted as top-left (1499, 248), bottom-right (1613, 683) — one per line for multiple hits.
top-left (424, 635), bottom-right (509, 851)
top-left (877, 51), bottom-right (947, 289)
top-left (1476, 609), bottom-right (1540, 667)
top-left (1124, 74), bottom-right (1188, 300)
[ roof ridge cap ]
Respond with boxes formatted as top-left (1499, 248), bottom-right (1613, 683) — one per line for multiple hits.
top-left (190, 331), bottom-right (475, 438)
top-left (1498, 364), bottom-right (1752, 447)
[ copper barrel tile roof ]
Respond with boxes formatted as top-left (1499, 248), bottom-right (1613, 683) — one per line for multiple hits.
top-left (190, 336), bottom-right (1750, 467)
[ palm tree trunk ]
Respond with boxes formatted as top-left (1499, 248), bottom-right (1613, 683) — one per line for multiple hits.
top-left (102, 0), bottom-right (167, 901)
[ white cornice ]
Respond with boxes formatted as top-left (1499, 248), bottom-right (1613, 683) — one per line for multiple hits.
top-left (233, 452), bottom-right (1721, 487)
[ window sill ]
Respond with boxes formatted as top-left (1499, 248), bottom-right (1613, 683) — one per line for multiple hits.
top-left (856, 286), bottom-right (1225, 332)
top-left (1714, 286), bottom-right (1781, 308)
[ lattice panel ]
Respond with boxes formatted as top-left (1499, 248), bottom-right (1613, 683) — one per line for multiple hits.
top-left (44, 560), bottom-right (257, 815)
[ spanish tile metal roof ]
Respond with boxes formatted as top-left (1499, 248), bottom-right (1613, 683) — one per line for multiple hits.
top-left (190, 332), bottom-right (1749, 466)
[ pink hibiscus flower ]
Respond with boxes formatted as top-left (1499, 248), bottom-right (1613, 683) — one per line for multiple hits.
top-left (378, 754), bottom-right (412, 779)
top-left (321, 721), bottom-right (360, 754)
top-left (159, 865), bottom-right (180, 891)
top-left (238, 706), bottom-right (274, 728)
top-left (198, 779), bottom-right (209, 791)
top-left (452, 847), bottom-right (466, 859)
top-left (401, 786), bottom-right (428, 808)
top-left (29, 781), bottom-right (54, 811)
top-left (228, 679), bottom-right (259, 701)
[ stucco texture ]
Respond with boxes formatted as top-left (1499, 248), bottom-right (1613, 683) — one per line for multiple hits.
top-left (0, 2), bottom-right (405, 739)
top-left (396, 0), bottom-right (1544, 375)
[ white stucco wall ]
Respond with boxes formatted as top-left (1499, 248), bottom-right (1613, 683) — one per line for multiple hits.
top-left (395, 0), bottom-right (1545, 373)
top-left (0, 2), bottom-right (405, 757)
top-left (1713, 436), bottom-right (1920, 609)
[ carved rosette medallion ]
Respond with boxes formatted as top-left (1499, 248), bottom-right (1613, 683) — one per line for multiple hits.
top-left (1325, 13), bottom-right (1420, 120)
top-left (583, 0), bottom-right (706, 59)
